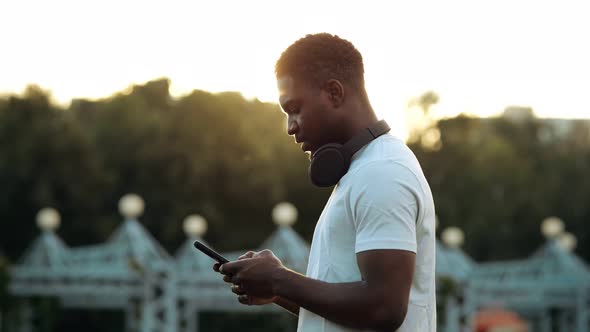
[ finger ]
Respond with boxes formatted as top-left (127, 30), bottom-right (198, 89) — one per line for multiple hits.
top-left (250, 249), bottom-right (273, 259)
top-left (259, 249), bottom-right (273, 256)
top-left (231, 284), bottom-right (246, 295)
top-left (238, 295), bottom-right (251, 305)
top-left (223, 275), bottom-right (233, 283)
top-left (238, 251), bottom-right (256, 260)
top-left (219, 261), bottom-right (245, 275)
top-left (230, 274), bottom-right (241, 285)
top-left (213, 263), bottom-right (221, 272)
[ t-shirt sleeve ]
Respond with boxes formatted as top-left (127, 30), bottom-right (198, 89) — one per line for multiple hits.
top-left (350, 160), bottom-right (421, 254)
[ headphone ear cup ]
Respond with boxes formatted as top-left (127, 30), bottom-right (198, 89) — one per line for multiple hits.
top-left (309, 143), bottom-right (350, 187)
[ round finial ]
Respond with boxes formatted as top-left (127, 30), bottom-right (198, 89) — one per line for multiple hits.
top-left (119, 194), bottom-right (145, 219)
top-left (183, 214), bottom-right (207, 237)
top-left (442, 227), bottom-right (464, 248)
top-left (36, 208), bottom-right (61, 231)
top-left (557, 232), bottom-right (577, 252)
top-left (272, 202), bottom-right (298, 226)
top-left (541, 216), bottom-right (564, 239)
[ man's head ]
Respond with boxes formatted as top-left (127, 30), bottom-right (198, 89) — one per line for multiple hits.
top-left (276, 33), bottom-right (366, 96)
top-left (275, 33), bottom-right (370, 155)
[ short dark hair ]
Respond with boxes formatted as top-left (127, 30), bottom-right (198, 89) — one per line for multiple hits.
top-left (275, 33), bottom-right (365, 93)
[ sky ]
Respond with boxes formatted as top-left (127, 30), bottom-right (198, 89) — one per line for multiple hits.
top-left (1, 0), bottom-right (589, 138)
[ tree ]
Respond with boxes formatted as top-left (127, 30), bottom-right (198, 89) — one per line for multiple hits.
top-left (410, 105), bottom-right (590, 261)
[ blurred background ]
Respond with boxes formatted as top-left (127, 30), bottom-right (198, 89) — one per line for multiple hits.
top-left (1, 1), bottom-right (589, 331)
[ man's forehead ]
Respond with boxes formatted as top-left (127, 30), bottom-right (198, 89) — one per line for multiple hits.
top-left (277, 76), bottom-right (295, 93)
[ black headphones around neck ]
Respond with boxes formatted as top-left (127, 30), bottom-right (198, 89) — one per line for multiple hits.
top-left (309, 120), bottom-right (391, 187)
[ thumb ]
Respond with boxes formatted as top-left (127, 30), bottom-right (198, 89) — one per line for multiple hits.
top-left (257, 249), bottom-right (274, 257)
top-left (238, 251), bottom-right (256, 260)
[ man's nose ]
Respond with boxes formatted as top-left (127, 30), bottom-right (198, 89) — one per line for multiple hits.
top-left (287, 119), bottom-right (299, 136)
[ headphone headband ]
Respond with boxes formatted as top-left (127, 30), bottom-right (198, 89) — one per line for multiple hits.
top-left (342, 120), bottom-right (391, 158)
top-left (309, 120), bottom-right (391, 187)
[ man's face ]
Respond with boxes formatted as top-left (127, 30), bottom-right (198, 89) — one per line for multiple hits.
top-left (277, 76), bottom-right (335, 156)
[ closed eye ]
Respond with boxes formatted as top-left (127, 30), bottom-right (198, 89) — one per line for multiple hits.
top-left (282, 101), bottom-right (299, 114)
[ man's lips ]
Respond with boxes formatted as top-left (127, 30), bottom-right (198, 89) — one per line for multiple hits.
top-left (295, 137), bottom-right (313, 152)
top-left (301, 142), bottom-right (312, 152)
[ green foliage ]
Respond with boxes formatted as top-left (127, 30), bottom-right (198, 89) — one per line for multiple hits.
top-left (200, 311), bottom-right (297, 332)
top-left (1, 79), bottom-right (333, 256)
top-left (410, 113), bottom-right (590, 261)
top-left (0, 78), bottom-right (332, 330)
top-left (1, 81), bottom-right (589, 330)
top-left (54, 309), bottom-right (124, 332)
top-left (0, 254), bottom-right (10, 312)
top-left (0, 86), bottom-right (111, 255)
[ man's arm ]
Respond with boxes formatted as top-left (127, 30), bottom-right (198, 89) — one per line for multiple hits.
top-left (273, 249), bottom-right (414, 332)
top-left (273, 296), bottom-right (300, 316)
top-left (220, 249), bottom-right (414, 331)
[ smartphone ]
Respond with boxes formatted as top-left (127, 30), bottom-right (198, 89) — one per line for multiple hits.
top-left (193, 240), bottom-right (229, 264)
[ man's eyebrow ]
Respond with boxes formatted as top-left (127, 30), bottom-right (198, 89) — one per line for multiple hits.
top-left (279, 97), bottom-right (294, 111)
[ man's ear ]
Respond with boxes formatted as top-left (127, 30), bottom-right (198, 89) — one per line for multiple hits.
top-left (323, 79), bottom-right (345, 108)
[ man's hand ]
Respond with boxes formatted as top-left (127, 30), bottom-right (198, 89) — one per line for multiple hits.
top-left (213, 250), bottom-right (285, 305)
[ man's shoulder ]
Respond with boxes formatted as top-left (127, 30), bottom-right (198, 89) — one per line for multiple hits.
top-left (352, 134), bottom-right (419, 169)
top-left (340, 134), bottom-right (431, 203)
top-left (349, 135), bottom-right (423, 181)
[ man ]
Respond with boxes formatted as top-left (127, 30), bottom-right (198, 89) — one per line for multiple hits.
top-left (215, 33), bottom-right (436, 332)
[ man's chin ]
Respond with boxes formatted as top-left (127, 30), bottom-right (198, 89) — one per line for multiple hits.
top-left (300, 143), bottom-right (316, 159)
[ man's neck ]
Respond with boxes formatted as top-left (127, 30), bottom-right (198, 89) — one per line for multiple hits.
top-left (341, 102), bottom-right (379, 142)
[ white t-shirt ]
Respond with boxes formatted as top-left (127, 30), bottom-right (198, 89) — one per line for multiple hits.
top-left (297, 133), bottom-right (437, 332)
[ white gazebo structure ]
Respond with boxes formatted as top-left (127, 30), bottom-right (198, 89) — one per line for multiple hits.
top-left (260, 202), bottom-right (309, 274)
top-left (436, 225), bottom-right (476, 332)
top-left (464, 217), bottom-right (590, 332)
top-left (173, 203), bottom-right (309, 332)
top-left (10, 195), bottom-right (177, 332)
top-left (9, 197), bottom-right (309, 332)
top-left (9, 201), bottom-right (590, 332)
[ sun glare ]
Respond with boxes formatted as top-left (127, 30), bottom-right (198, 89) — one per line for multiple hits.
top-left (1, 0), bottom-right (588, 140)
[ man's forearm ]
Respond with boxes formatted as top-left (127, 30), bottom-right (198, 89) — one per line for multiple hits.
top-left (272, 269), bottom-right (402, 331)
top-left (273, 296), bottom-right (300, 316)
